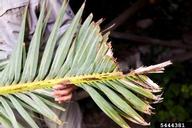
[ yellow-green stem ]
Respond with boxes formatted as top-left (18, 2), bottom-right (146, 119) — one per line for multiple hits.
top-left (0, 72), bottom-right (123, 95)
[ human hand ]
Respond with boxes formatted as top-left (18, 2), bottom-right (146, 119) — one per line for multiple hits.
top-left (52, 80), bottom-right (76, 104)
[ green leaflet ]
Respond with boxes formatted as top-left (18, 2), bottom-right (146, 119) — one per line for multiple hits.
top-left (107, 80), bottom-right (153, 115)
top-left (7, 95), bottom-right (39, 128)
top-left (48, 3), bottom-right (85, 78)
top-left (81, 84), bottom-right (131, 128)
top-left (91, 82), bottom-right (146, 125)
top-left (21, 1), bottom-right (46, 82)
top-left (36, 0), bottom-right (68, 80)
top-left (0, 97), bottom-right (20, 128)
top-left (0, 114), bottom-right (12, 128)
top-left (0, 6), bottom-right (27, 85)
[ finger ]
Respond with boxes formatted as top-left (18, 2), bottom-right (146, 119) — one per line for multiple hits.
top-left (53, 84), bottom-right (74, 90)
top-left (53, 84), bottom-right (68, 90)
top-left (53, 81), bottom-right (73, 90)
top-left (53, 87), bottom-right (74, 96)
top-left (55, 93), bottom-right (73, 103)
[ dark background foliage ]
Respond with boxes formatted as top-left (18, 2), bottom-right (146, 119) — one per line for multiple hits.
top-left (70, 0), bottom-right (192, 127)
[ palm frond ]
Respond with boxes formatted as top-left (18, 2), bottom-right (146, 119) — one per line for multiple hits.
top-left (0, 0), bottom-right (171, 128)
